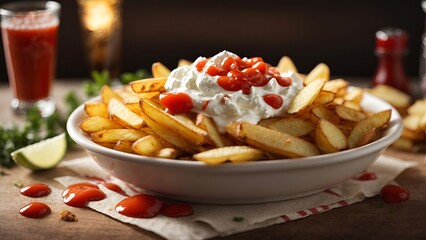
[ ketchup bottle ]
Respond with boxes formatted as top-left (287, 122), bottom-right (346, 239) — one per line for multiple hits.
top-left (372, 28), bottom-right (410, 94)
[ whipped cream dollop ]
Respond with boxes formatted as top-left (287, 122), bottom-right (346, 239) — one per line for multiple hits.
top-left (163, 50), bottom-right (303, 132)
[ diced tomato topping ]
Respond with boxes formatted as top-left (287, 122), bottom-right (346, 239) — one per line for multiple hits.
top-left (160, 93), bottom-right (194, 114)
top-left (263, 94), bottom-right (284, 109)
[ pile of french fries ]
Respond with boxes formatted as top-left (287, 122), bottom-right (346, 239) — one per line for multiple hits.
top-left (79, 56), bottom-right (392, 165)
top-left (368, 85), bottom-right (426, 151)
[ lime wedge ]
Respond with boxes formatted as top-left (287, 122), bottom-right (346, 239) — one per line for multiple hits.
top-left (11, 133), bottom-right (67, 170)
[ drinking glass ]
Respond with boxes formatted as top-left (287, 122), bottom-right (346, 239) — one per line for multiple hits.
top-left (0, 1), bottom-right (60, 117)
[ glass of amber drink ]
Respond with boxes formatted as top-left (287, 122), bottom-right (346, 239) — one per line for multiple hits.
top-left (1, 1), bottom-right (60, 117)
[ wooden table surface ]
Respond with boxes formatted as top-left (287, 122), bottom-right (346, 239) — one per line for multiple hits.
top-left (0, 80), bottom-right (425, 240)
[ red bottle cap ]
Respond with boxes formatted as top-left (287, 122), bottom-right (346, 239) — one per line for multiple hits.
top-left (375, 28), bottom-right (408, 54)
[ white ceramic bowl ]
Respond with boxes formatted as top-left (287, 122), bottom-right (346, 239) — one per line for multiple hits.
top-left (67, 91), bottom-right (402, 204)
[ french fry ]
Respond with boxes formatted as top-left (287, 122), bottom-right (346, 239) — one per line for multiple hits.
top-left (79, 116), bottom-right (123, 133)
top-left (152, 62), bottom-right (171, 78)
top-left (101, 85), bottom-right (122, 105)
top-left (132, 135), bottom-right (164, 156)
top-left (139, 107), bottom-right (198, 153)
top-left (156, 148), bottom-right (182, 159)
top-left (277, 56), bottom-right (298, 73)
top-left (122, 92), bottom-right (160, 104)
top-left (91, 129), bottom-right (148, 143)
top-left (315, 119), bottom-right (348, 153)
top-left (140, 99), bottom-right (208, 146)
top-left (304, 63), bottom-right (329, 85)
top-left (196, 113), bottom-right (230, 147)
top-left (344, 87), bottom-right (363, 103)
top-left (408, 99), bottom-right (426, 115)
top-left (311, 105), bottom-right (340, 125)
top-left (114, 140), bottom-right (134, 153)
top-left (267, 117), bottom-right (314, 137)
top-left (335, 105), bottom-right (366, 122)
top-left (84, 102), bottom-right (109, 118)
top-left (312, 90), bottom-right (336, 106)
top-left (130, 77), bottom-right (167, 93)
top-left (323, 79), bottom-right (349, 93)
top-left (367, 84), bottom-right (411, 109)
top-left (108, 98), bottom-right (144, 129)
top-left (194, 146), bottom-right (264, 165)
top-left (226, 122), bottom-right (320, 158)
top-left (287, 78), bottom-right (326, 114)
top-left (348, 110), bottom-right (391, 148)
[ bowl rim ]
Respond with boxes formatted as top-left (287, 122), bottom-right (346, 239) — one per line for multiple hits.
top-left (66, 91), bottom-right (403, 172)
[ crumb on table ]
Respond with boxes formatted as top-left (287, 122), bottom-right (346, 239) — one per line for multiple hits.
top-left (60, 210), bottom-right (78, 222)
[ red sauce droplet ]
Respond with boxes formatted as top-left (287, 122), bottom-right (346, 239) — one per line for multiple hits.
top-left (195, 58), bottom-right (207, 72)
top-left (102, 183), bottom-right (128, 196)
top-left (380, 184), bottom-right (409, 203)
top-left (115, 194), bottom-right (163, 218)
top-left (356, 172), bottom-right (377, 181)
top-left (19, 202), bottom-right (51, 218)
top-left (160, 203), bottom-right (193, 218)
top-left (20, 183), bottom-right (51, 198)
top-left (62, 182), bottom-right (106, 207)
top-left (160, 92), bottom-right (194, 114)
top-left (217, 76), bottom-right (243, 91)
top-left (263, 94), bottom-right (284, 109)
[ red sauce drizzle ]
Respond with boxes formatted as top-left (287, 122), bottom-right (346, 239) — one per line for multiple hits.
top-left (115, 194), bottom-right (163, 218)
top-left (19, 202), bottom-right (51, 218)
top-left (355, 172), bottom-right (377, 181)
top-left (160, 92), bottom-right (194, 114)
top-left (160, 203), bottom-right (193, 218)
top-left (380, 184), bottom-right (409, 203)
top-left (62, 182), bottom-right (106, 207)
top-left (20, 183), bottom-right (51, 198)
top-left (102, 182), bottom-right (128, 196)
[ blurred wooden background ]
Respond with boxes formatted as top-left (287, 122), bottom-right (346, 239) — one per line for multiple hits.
top-left (0, 0), bottom-right (424, 82)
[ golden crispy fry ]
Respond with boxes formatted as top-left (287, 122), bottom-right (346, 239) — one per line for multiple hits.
top-left (335, 105), bottom-right (366, 122)
top-left (315, 119), bottom-right (348, 153)
top-left (323, 79), bottom-right (349, 93)
top-left (311, 105), bottom-right (340, 125)
top-left (267, 117), bottom-right (314, 137)
top-left (140, 99), bottom-right (208, 146)
top-left (156, 148), bottom-right (182, 159)
top-left (194, 146), bottom-right (264, 165)
top-left (367, 84), bottom-right (411, 109)
top-left (344, 87), bottom-right (363, 103)
top-left (408, 99), bottom-right (426, 115)
top-left (79, 116), bottom-right (123, 133)
top-left (91, 129), bottom-right (148, 143)
top-left (101, 85), bottom-right (122, 105)
top-left (108, 98), bottom-right (144, 129)
top-left (84, 103), bottom-right (108, 118)
top-left (122, 92), bottom-right (160, 104)
top-left (132, 135), bottom-right (164, 156)
top-left (114, 140), bottom-right (134, 153)
top-left (130, 77), bottom-right (167, 93)
top-left (277, 56), bottom-right (298, 73)
top-left (152, 62), bottom-right (171, 78)
top-left (196, 113), bottom-right (231, 147)
top-left (227, 122), bottom-right (320, 158)
top-left (348, 110), bottom-right (391, 148)
top-left (304, 63), bottom-right (329, 85)
top-left (257, 117), bottom-right (282, 127)
top-left (139, 107), bottom-right (198, 153)
top-left (312, 90), bottom-right (336, 106)
top-left (354, 128), bottom-right (377, 148)
top-left (287, 78), bottom-right (326, 114)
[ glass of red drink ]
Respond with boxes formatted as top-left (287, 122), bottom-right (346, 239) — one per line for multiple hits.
top-left (0, 1), bottom-right (60, 117)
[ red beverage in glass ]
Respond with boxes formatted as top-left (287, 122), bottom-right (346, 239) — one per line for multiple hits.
top-left (1, 1), bottom-right (60, 117)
